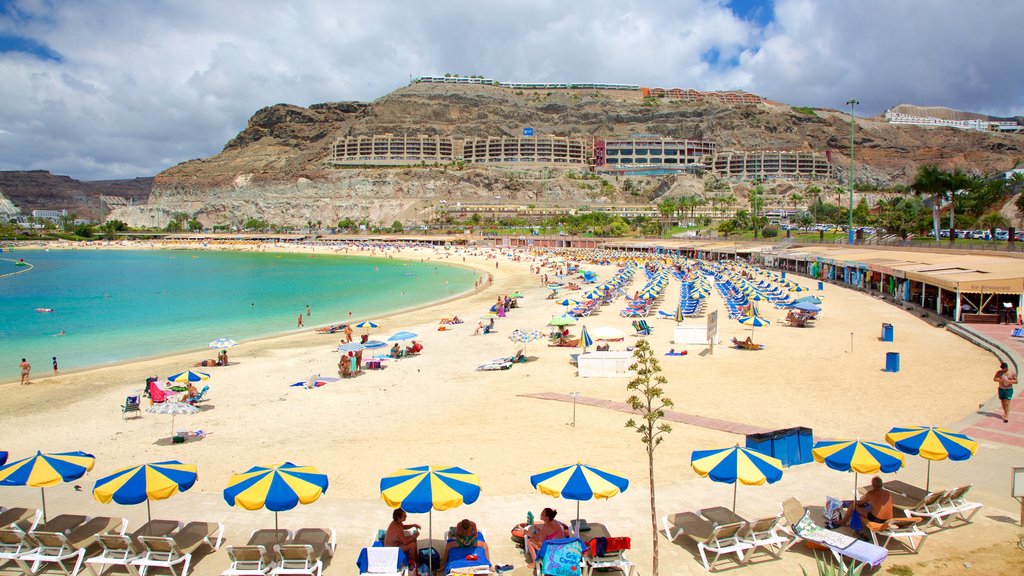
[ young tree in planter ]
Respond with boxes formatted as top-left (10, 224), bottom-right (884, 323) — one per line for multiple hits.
top-left (625, 339), bottom-right (673, 576)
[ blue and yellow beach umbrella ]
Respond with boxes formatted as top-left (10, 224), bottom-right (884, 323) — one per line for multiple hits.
top-left (380, 465), bottom-right (481, 551)
top-left (224, 463), bottom-right (329, 530)
top-left (691, 446), bottom-right (783, 512)
top-left (0, 450), bottom-right (95, 521)
top-left (167, 370), bottom-right (210, 384)
top-left (379, 465), bottom-right (481, 513)
top-left (530, 462), bottom-right (629, 530)
top-left (813, 439), bottom-right (904, 500)
top-left (93, 461), bottom-right (197, 522)
top-left (580, 325), bottom-right (593, 352)
top-left (885, 426), bottom-right (978, 491)
top-left (738, 315), bottom-right (770, 327)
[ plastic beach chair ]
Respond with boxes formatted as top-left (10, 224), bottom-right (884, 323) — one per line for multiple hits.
top-left (122, 395), bottom-right (143, 419)
top-left (20, 516), bottom-right (128, 576)
top-left (87, 533), bottom-right (146, 576)
top-left (738, 514), bottom-right (795, 562)
top-left (660, 513), bottom-right (750, 571)
top-left (221, 545), bottom-right (276, 576)
top-left (134, 521), bottom-right (224, 576)
top-left (781, 498), bottom-right (887, 572)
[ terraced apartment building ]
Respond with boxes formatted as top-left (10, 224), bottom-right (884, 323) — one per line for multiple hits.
top-left (330, 135), bottom-right (589, 166)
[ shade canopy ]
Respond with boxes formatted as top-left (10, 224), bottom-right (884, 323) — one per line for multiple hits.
top-left (167, 370), bottom-right (210, 384)
top-left (884, 426), bottom-right (977, 462)
top-left (223, 463), bottom-right (329, 512)
top-left (812, 440), bottom-right (905, 474)
top-left (379, 465), bottom-right (481, 514)
top-left (208, 338), bottom-right (237, 349)
top-left (530, 463), bottom-right (629, 501)
top-left (508, 329), bottom-right (544, 343)
top-left (93, 461), bottom-right (197, 505)
top-left (737, 316), bottom-right (770, 327)
top-left (691, 446), bottom-right (783, 486)
top-left (580, 326), bottom-right (593, 349)
top-left (548, 316), bottom-right (576, 327)
top-left (387, 331), bottom-right (417, 342)
top-left (0, 451), bottom-right (95, 488)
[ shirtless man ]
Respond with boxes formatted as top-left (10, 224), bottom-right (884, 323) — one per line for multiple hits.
top-left (384, 509), bottom-right (420, 574)
top-left (19, 358), bottom-right (31, 385)
top-left (842, 476), bottom-right (899, 530)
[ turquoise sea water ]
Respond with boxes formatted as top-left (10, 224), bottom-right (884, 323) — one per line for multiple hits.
top-left (0, 250), bottom-right (479, 381)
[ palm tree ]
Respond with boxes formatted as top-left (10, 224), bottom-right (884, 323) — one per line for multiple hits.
top-left (943, 169), bottom-right (976, 240)
top-left (657, 199), bottom-right (676, 235)
top-left (978, 212), bottom-right (1010, 240)
top-left (911, 165), bottom-right (950, 240)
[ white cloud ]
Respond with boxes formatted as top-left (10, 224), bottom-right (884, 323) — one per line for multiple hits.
top-left (0, 0), bottom-right (1020, 180)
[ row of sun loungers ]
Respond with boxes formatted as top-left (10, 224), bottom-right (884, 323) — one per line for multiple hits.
top-left (0, 510), bottom-right (343, 576)
top-left (660, 484), bottom-right (983, 572)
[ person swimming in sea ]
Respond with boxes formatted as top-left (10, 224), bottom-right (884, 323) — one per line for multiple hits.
top-left (56, 330), bottom-right (66, 336)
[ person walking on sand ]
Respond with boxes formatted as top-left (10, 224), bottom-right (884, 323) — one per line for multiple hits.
top-left (52, 356), bottom-right (58, 375)
top-left (306, 304), bottom-right (311, 316)
top-left (19, 358), bottom-right (30, 384)
top-left (297, 314), bottom-right (304, 328)
top-left (344, 324), bottom-right (353, 343)
top-left (994, 361), bottom-right (1017, 423)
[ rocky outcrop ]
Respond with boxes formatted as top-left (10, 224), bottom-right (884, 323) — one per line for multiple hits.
top-left (116, 83), bottom-right (1024, 228)
top-left (0, 170), bottom-right (151, 220)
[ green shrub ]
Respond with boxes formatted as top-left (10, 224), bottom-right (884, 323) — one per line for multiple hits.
top-left (761, 225), bottom-right (779, 238)
top-left (793, 106), bottom-right (817, 116)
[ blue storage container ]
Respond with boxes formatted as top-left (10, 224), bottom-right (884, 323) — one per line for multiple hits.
top-left (881, 323), bottom-right (894, 342)
top-left (771, 430), bottom-right (791, 467)
top-left (745, 432), bottom-right (772, 457)
top-left (796, 427), bottom-right (814, 465)
top-left (783, 428), bottom-right (800, 467)
top-left (885, 352), bottom-right (900, 372)
top-left (817, 281), bottom-right (824, 290)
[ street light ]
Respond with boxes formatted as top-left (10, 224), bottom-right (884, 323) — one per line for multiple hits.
top-left (846, 99), bottom-right (859, 245)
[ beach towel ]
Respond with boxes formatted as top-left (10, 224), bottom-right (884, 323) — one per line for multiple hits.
top-left (537, 538), bottom-right (585, 576)
top-left (355, 546), bottom-right (407, 574)
top-left (665, 351), bottom-right (687, 356)
top-left (792, 511), bottom-right (887, 568)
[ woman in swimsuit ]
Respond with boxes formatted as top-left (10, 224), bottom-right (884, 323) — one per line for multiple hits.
top-left (526, 508), bottom-right (566, 566)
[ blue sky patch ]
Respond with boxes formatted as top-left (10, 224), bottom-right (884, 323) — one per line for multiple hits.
top-left (0, 34), bottom-right (62, 62)
top-left (728, 0), bottom-right (774, 26)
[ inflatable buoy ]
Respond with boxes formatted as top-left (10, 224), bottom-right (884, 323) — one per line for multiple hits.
top-left (35, 308), bottom-right (53, 313)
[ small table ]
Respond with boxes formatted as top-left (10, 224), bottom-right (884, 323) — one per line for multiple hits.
top-left (700, 506), bottom-right (747, 526)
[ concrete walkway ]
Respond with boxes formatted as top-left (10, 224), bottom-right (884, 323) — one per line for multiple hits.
top-left (518, 392), bottom-right (773, 436)
top-left (954, 322), bottom-right (1024, 448)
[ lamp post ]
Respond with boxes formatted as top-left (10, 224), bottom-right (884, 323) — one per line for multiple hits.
top-left (846, 99), bottom-right (859, 245)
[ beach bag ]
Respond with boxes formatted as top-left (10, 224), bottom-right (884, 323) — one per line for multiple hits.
top-left (824, 496), bottom-right (844, 529)
top-left (418, 547), bottom-right (440, 571)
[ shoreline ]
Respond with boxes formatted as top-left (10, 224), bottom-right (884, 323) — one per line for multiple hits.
top-left (0, 241), bottom-right (494, 386)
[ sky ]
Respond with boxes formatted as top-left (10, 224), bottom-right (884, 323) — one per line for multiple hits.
top-left (1, 0), bottom-right (1022, 181)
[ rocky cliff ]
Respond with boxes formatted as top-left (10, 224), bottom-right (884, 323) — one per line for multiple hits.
top-left (0, 170), bottom-right (151, 220)
top-left (113, 83), bottom-right (1024, 228)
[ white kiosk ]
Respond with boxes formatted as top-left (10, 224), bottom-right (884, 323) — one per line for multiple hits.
top-left (577, 351), bottom-right (633, 378)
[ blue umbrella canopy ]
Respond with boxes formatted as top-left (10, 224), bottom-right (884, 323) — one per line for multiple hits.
top-left (580, 325), bottom-right (593, 350)
top-left (387, 331), bottom-right (418, 342)
top-left (379, 465), bottom-right (481, 550)
top-left (788, 301), bottom-right (821, 312)
top-left (530, 463), bottom-right (628, 501)
top-left (167, 370), bottom-right (210, 384)
top-left (336, 342), bottom-right (366, 353)
top-left (737, 315), bottom-right (770, 327)
top-left (691, 446), bottom-right (783, 512)
top-left (812, 439), bottom-right (905, 501)
top-left (885, 426), bottom-right (978, 491)
top-left (224, 463), bottom-right (329, 530)
top-left (93, 461), bottom-right (198, 522)
top-left (354, 321), bottom-right (379, 329)
top-left (0, 452), bottom-right (6, 467)
top-left (0, 450), bottom-right (96, 522)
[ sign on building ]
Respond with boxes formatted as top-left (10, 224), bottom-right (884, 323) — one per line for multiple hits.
top-left (523, 127), bottom-right (534, 137)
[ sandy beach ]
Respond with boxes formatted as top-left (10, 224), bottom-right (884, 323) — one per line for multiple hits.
top-left (2, 241), bottom-right (1022, 575)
